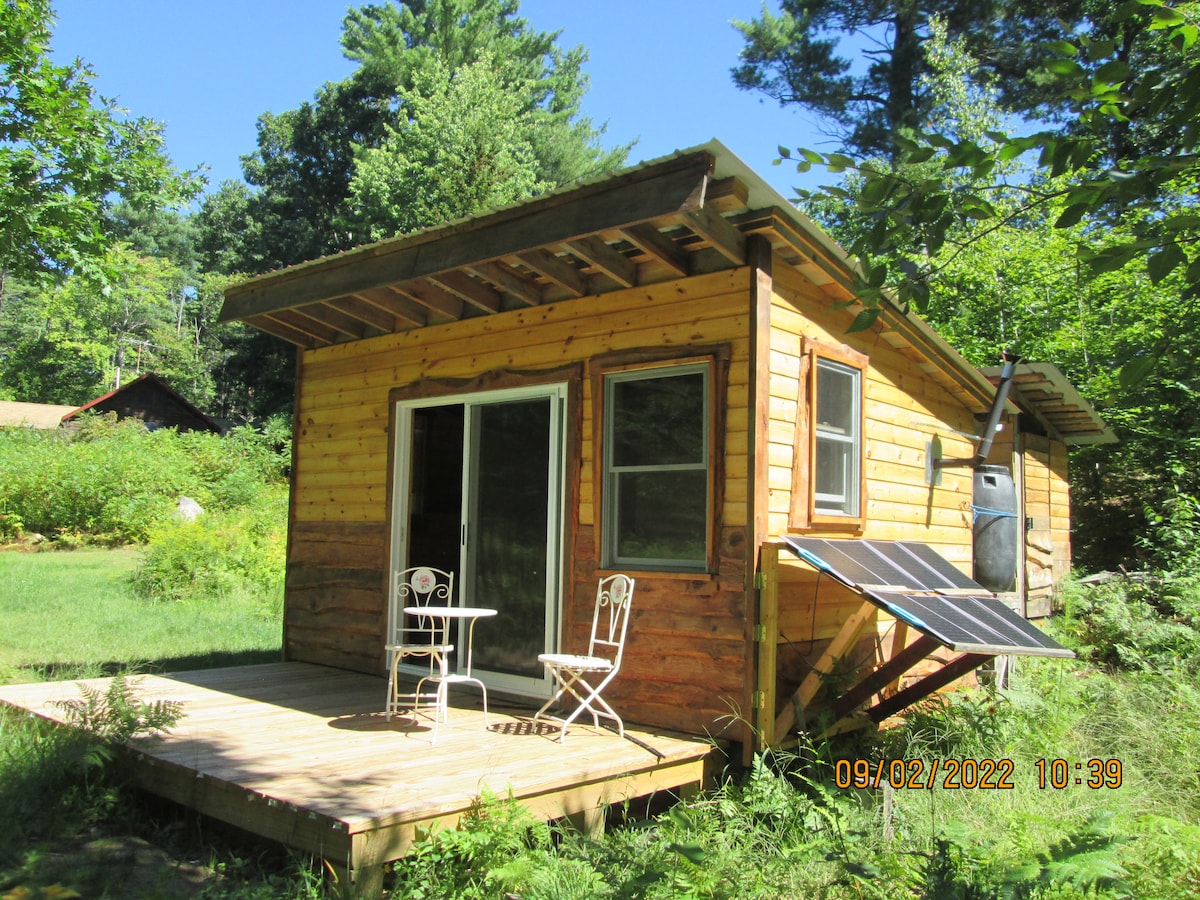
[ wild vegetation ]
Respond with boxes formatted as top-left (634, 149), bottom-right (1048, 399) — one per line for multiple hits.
top-left (2, 545), bottom-right (1197, 897)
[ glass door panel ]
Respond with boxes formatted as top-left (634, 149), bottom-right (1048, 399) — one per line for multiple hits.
top-left (465, 398), bottom-right (553, 680)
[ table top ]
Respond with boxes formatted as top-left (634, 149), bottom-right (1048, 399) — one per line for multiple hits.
top-left (403, 606), bottom-right (497, 619)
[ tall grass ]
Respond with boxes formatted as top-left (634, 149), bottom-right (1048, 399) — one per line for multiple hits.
top-left (0, 549), bottom-right (282, 685)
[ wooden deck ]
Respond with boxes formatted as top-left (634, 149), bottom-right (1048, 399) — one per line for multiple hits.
top-left (0, 662), bottom-right (717, 893)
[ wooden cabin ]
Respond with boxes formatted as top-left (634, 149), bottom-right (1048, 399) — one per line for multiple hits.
top-left (62, 372), bottom-right (223, 434)
top-left (219, 140), bottom-right (1109, 754)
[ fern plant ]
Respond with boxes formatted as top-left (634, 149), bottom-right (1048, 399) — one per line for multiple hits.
top-left (52, 674), bottom-right (183, 745)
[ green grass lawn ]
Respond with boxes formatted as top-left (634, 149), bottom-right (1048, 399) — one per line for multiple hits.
top-left (0, 548), bottom-right (282, 685)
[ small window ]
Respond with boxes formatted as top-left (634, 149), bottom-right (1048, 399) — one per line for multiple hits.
top-left (789, 341), bottom-right (867, 530)
top-left (814, 358), bottom-right (861, 516)
top-left (603, 363), bottom-right (709, 570)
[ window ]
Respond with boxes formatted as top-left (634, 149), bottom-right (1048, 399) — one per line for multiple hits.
top-left (603, 363), bottom-right (710, 570)
top-left (814, 358), bottom-right (861, 516)
top-left (790, 341), bottom-right (867, 530)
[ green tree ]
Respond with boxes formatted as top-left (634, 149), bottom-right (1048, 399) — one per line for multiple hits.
top-left (777, 0), bottom-right (1200, 568)
top-left (346, 55), bottom-right (552, 239)
top-left (0, 245), bottom-right (190, 404)
top-left (731, 0), bottom-right (1081, 158)
top-left (203, 0), bottom-right (627, 275)
top-left (193, 0), bottom-right (629, 421)
top-left (0, 0), bottom-right (199, 288)
top-left (780, 1), bottom-right (1199, 351)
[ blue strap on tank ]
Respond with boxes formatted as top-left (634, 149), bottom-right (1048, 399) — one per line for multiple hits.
top-left (970, 504), bottom-right (1019, 522)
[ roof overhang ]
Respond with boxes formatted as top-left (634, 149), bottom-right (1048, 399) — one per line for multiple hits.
top-left (982, 361), bottom-right (1116, 446)
top-left (220, 138), bottom-right (1002, 413)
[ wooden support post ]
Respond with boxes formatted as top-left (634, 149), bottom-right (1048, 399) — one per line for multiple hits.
top-left (565, 806), bottom-right (607, 840)
top-left (867, 653), bottom-right (995, 723)
top-left (831, 634), bottom-right (940, 719)
top-left (773, 599), bottom-right (875, 745)
top-left (754, 543), bottom-right (780, 758)
top-left (745, 234), bottom-right (773, 764)
top-left (884, 621), bottom-right (909, 697)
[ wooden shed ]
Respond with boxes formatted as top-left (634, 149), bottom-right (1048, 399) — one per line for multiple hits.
top-left (220, 140), bottom-right (1108, 753)
top-left (62, 372), bottom-right (222, 434)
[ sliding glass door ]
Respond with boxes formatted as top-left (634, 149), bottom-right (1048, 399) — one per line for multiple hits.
top-left (393, 385), bottom-right (565, 696)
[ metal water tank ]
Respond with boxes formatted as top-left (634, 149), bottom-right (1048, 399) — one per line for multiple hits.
top-left (973, 465), bottom-right (1018, 592)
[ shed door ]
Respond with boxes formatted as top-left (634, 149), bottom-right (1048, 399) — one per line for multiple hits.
top-left (393, 385), bottom-right (565, 697)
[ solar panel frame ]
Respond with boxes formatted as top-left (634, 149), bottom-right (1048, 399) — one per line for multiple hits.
top-left (782, 536), bottom-right (1074, 659)
top-left (782, 536), bottom-right (987, 592)
top-left (866, 590), bottom-right (1073, 658)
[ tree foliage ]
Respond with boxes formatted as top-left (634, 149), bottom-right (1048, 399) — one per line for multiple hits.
top-left (201, 0), bottom-right (628, 275)
top-left (781, 1), bottom-right (1199, 348)
top-left (780, 0), bottom-right (1200, 568)
top-left (732, 0), bottom-right (1083, 158)
top-left (0, 0), bottom-right (199, 286)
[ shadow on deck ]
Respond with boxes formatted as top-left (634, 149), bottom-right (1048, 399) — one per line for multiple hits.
top-left (0, 661), bottom-right (718, 895)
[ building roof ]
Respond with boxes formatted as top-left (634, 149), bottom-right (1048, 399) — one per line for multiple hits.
top-left (218, 139), bottom-right (1026, 414)
top-left (62, 373), bottom-right (222, 434)
top-left (0, 401), bottom-right (78, 429)
top-left (982, 362), bottom-right (1117, 446)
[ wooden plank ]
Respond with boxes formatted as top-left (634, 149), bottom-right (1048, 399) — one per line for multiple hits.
top-left (773, 599), bottom-right (876, 744)
top-left (515, 247), bottom-right (588, 297)
top-left (221, 153), bottom-right (712, 320)
top-left (684, 203), bottom-right (746, 264)
top-left (867, 653), bottom-right (994, 722)
top-left (755, 543), bottom-right (779, 757)
top-left (275, 308), bottom-right (341, 345)
top-left (565, 235), bottom-right (638, 288)
top-left (465, 259), bottom-right (544, 306)
top-left (353, 287), bottom-right (430, 327)
top-left (428, 270), bottom-right (502, 313)
top-left (297, 302), bottom-right (371, 340)
top-left (331, 295), bottom-right (407, 333)
top-left (621, 223), bottom-right (690, 276)
top-left (831, 633), bottom-right (940, 719)
top-left (392, 279), bottom-right (465, 320)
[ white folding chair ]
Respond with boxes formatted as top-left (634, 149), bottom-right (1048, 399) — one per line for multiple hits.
top-left (534, 574), bottom-right (635, 742)
top-left (385, 566), bottom-right (455, 721)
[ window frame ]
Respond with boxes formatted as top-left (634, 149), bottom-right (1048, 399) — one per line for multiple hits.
top-left (599, 357), bottom-right (717, 573)
top-left (789, 340), bottom-right (868, 532)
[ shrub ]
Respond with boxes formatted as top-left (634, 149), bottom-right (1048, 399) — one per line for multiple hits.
top-left (130, 485), bottom-right (288, 603)
top-left (0, 414), bottom-right (289, 545)
top-left (1055, 573), bottom-right (1200, 673)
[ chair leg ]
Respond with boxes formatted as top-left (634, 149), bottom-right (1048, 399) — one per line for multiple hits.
top-left (534, 668), bottom-right (623, 742)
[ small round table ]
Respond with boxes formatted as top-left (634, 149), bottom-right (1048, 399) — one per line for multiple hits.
top-left (403, 606), bottom-right (496, 742)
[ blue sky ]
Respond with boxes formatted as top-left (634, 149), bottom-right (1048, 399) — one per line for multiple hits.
top-left (48, 0), bottom-right (827, 203)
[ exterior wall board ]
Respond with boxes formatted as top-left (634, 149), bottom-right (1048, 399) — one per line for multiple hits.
top-left (285, 270), bottom-right (753, 736)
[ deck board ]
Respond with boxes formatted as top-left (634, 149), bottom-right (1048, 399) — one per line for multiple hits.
top-left (0, 662), bottom-right (716, 884)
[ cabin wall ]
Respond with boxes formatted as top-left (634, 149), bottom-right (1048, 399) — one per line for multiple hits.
top-left (285, 268), bottom-right (754, 736)
top-left (762, 265), bottom-right (982, 719)
top-left (1020, 432), bottom-right (1072, 618)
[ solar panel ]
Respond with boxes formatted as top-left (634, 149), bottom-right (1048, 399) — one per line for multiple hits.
top-left (866, 590), bottom-right (1073, 658)
top-left (782, 536), bottom-right (986, 591)
top-left (781, 536), bottom-right (1073, 659)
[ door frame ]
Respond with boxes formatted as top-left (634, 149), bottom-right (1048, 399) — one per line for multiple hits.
top-left (389, 381), bottom-right (569, 698)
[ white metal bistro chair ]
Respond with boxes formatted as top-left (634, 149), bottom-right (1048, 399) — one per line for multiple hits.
top-left (534, 573), bottom-right (635, 742)
top-left (385, 566), bottom-right (455, 721)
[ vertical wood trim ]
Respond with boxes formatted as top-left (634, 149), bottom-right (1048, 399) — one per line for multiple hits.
top-left (1013, 422), bottom-right (1028, 617)
top-left (746, 236), bottom-right (773, 754)
top-left (753, 542), bottom-right (780, 760)
top-left (283, 348), bottom-right (304, 664)
top-left (747, 237), bottom-right (773, 548)
top-left (788, 349), bottom-right (812, 530)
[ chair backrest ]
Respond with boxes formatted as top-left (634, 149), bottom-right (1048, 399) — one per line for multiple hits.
top-left (390, 566), bottom-right (454, 644)
top-left (587, 573), bottom-right (635, 667)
